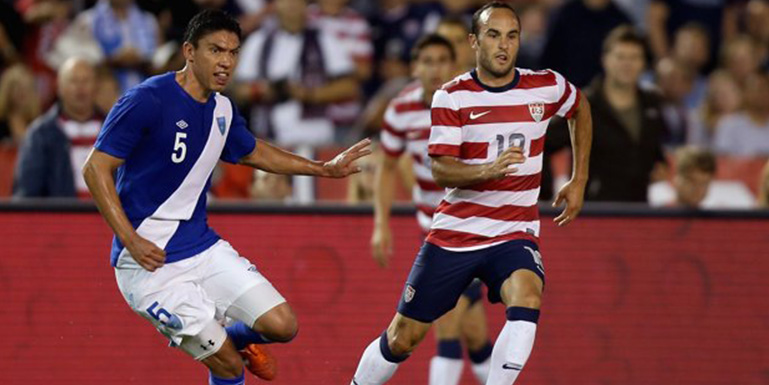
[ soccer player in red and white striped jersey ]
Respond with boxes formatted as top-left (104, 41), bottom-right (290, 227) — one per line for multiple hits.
top-left (351, 3), bottom-right (592, 385)
top-left (372, 34), bottom-right (494, 385)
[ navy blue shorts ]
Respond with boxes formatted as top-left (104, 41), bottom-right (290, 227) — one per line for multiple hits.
top-left (397, 240), bottom-right (545, 323)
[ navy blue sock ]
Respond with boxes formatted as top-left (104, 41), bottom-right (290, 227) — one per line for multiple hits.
top-left (468, 340), bottom-right (493, 363)
top-left (436, 339), bottom-right (462, 359)
top-left (379, 331), bottom-right (410, 363)
top-left (225, 322), bottom-right (272, 351)
top-left (506, 306), bottom-right (540, 323)
top-left (209, 371), bottom-right (244, 385)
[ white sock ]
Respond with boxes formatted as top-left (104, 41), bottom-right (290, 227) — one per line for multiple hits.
top-left (351, 334), bottom-right (403, 385)
top-left (471, 358), bottom-right (491, 384)
top-left (429, 356), bottom-right (463, 385)
top-left (485, 321), bottom-right (537, 385)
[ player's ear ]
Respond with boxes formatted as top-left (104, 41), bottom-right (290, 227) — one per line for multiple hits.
top-left (182, 41), bottom-right (195, 62)
top-left (469, 33), bottom-right (479, 50)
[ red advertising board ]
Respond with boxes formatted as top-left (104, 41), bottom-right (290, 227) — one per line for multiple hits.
top-left (1, 211), bottom-right (767, 384)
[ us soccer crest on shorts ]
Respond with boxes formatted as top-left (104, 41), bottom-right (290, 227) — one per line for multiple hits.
top-left (404, 284), bottom-right (416, 303)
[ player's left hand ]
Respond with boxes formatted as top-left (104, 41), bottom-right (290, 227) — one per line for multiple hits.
top-left (322, 138), bottom-right (372, 178)
top-left (552, 179), bottom-right (586, 227)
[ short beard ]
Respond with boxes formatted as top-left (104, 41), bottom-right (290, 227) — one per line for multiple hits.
top-left (479, 52), bottom-right (515, 78)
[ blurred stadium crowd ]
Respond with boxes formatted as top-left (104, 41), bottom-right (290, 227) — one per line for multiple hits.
top-left (1, 0), bottom-right (768, 208)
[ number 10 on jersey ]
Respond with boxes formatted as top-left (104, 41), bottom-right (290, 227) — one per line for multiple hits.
top-left (496, 133), bottom-right (526, 156)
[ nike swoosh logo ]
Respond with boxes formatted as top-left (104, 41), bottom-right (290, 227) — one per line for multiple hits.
top-left (502, 362), bottom-right (523, 370)
top-left (469, 110), bottom-right (491, 120)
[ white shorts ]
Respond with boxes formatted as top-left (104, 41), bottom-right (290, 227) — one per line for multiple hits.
top-left (114, 239), bottom-right (286, 359)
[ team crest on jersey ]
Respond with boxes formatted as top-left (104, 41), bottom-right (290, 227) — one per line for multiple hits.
top-left (404, 284), bottom-right (416, 303)
top-left (216, 116), bottom-right (226, 135)
top-left (528, 102), bottom-right (545, 122)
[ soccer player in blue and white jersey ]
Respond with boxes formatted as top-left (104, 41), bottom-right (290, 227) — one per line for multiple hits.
top-left (82, 10), bottom-right (371, 385)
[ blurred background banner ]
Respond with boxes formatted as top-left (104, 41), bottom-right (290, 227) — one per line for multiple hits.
top-left (1, 205), bottom-right (767, 384)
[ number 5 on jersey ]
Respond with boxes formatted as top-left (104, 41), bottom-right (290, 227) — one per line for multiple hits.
top-left (172, 132), bottom-right (187, 163)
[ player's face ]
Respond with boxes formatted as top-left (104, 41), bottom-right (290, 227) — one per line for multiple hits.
top-left (188, 30), bottom-right (241, 93)
top-left (471, 8), bottom-right (520, 79)
top-left (603, 42), bottom-right (645, 88)
top-left (436, 24), bottom-right (474, 72)
top-left (413, 45), bottom-right (455, 94)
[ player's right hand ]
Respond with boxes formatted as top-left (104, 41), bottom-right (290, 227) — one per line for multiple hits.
top-left (486, 146), bottom-right (526, 179)
top-left (371, 225), bottom-right (393, 268)
top-left (125, 235), bottom-right (166, 272)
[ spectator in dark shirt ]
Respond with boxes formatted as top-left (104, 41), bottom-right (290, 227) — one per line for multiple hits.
top-left (585, 26), bottom-right (668, 202)
top-left (541, 0), bottom-right (632, 87)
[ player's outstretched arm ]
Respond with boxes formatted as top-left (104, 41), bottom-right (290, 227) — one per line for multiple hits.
top-left (82, 149), bottom-right (166, 271)
top-left (371, 154), bottom-right (400, 268)
top-left (553, 93), bottom-right (592, 227)
top-left (239, 138), bottom-right (372, 178)
top-left (430, 145), bottom-right (526, 188)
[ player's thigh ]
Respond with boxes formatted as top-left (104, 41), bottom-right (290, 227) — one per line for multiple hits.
top-left (476, 240), bottom-right (545, 306)
top-left (198, 240), bottom-right (287, 326)
top-left (396, 242), bottom-right (478, 324)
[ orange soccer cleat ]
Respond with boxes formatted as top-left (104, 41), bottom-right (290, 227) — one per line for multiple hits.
top-left (240, 344), bottom-right (277, 381)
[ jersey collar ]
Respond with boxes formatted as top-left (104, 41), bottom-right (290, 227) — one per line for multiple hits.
top-left (470, 68), bottom-right (520, 93)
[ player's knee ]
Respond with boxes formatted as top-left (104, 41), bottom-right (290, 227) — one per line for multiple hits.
top-left (267, 309), bottom-right (299, 342)
top-left (270, 316), bottom-right (298, 342)
top-left (388, 333), bottom-right (419, 356)
top-left (256, 303), bottom-right (299, 342)
top-left (512, 292), bottom-right (541, 309)
top-left (387, 324), bottom-right (425, 356)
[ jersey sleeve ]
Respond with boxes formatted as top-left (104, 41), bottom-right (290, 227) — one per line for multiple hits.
top-left (95, 87), bottom-right (159, 159)
top-left (551, 69), bottom-right (581, 119)
top-left (380, 102), bottom-right (405, 157)
top-left (427, 89), bottom-right (462, 157)
top-left (220, 102), bottom-right (257, 164)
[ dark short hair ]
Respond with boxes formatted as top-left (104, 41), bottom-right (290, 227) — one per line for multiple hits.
top-left (183, 9), bottom-right (242, 47)
top-left (602, 25), bottom-right (647, 54)
top-left (411, 34), bottom-right (456, 62)
top-left (437, 15), bottom-right (470, 34)
top-left (471, 1), bottom-right (520, 36)
top-left (676, 146), bottom-right (716, 175)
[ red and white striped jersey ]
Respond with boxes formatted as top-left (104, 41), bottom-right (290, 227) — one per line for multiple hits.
top-left (380, 82), bottom-right (445, 232)
top-left (426, 68), bottom-right (581, 251)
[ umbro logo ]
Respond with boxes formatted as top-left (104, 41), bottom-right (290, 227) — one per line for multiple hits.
top-left (469, 110), bottom-right (491, 120)
top-left (176, 120), bottom-right (188, 129)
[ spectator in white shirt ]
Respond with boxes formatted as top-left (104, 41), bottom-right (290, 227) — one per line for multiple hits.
top-left (714, 72), bottom-right (769, 156)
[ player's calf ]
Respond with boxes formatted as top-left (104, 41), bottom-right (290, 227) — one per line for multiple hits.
top-left (201, 339), bottom-right (245, 380)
